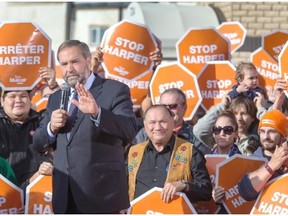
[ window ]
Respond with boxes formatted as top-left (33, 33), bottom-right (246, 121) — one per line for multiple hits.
top-left (89, 26), bottom-right (108, 47)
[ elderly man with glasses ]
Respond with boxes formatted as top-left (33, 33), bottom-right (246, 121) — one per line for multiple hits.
top-left (132, 88), bottom-right (211, 156)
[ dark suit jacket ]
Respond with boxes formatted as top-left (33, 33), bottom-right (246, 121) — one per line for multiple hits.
top-left (33, 74), bottom-right (137, 213)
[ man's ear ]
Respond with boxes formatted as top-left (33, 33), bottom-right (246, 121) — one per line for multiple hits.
top-left (87, 56), bottom-right (91, 66)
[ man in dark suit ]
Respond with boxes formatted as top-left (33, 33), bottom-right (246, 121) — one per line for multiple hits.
top-left (33, 40), bottom-right (137, 213)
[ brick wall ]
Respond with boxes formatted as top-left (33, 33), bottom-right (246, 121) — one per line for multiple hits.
top-left (199, 2), bottom-right (288, 65)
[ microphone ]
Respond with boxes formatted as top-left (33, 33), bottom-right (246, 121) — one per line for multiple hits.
top-left (60, 82), bottom-right (70, 110)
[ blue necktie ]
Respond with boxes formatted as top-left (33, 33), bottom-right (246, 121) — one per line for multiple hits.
top-left (67, 90), bottom-right (78, 139)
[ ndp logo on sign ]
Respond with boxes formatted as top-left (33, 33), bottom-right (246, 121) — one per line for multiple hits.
top-left (0, 21), bottom-right (51, 90)
top-left (101, 20), bottom-right (157, 81)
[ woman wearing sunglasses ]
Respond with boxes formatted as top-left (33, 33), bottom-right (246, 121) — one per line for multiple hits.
top-left (211, 110), bottom-right (241, 156)
top-left (211, 110), bottom-right (241, 214)
top-left (194, 94), bottom-right (260, 156)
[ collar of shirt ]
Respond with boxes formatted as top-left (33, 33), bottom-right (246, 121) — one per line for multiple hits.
top-left (146, 135), bottom-right (175, 153)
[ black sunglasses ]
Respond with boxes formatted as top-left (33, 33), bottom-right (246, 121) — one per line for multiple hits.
top-left (163, 103), bottom-right (185, 110)
top-left (212, 126), bottom-right (235, 135)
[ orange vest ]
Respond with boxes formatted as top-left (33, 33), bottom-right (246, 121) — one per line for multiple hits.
top-left (128, 136), bottom-right (193, 201)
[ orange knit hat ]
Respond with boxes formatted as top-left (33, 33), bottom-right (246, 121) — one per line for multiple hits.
top-left (258, 110), bottom-right (288, 137)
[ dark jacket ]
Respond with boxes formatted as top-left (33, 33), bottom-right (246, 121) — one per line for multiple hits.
top-left (228, 84), bottom-right (265, 100)
top-left (33, 75), bottom-right (137, 213)
top-left (0, 107), bottom-right (49, 189)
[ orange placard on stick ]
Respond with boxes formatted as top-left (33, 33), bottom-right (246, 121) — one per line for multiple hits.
top-left (0, 21), bottom-right (51, 90)
top-left (128, 187), bottom-right (197, 214)
top-left (35, 97), bottom-right (48, 112)
top-left (217, 21), bottom-right (247, 54)
top-left (216, 154), bottom-right (266, 214)
top-left (251, 47), bottom-right (279, 93)
top-left (251, 173), bottom-right (288, 214)
top-left (55, 65), bottom-right (64, 85)
top-left (197, 61), bottom-right (236, 111)
top-left (149, 62), bottom-right (202, 121)
top-left (107, 71), bottom-right (152, 109)
top-left (262, 30), bottom-right (288, 61)
top-left (205, 154), bottom-right (229, 187)
top-left (196, 155), bottom-right (228, 214)
top-left (176, 27), bottom-right (231, 76)
top-left (25, 175), bottom-right (53, 214)
top-left (31, 91), bottom-right (41, 105)
top-left (0, 175), bottom-right (23, 214)
top-left (278, 40), bottom-right (288, 97)
top-left (101, 20), bottom-right (157, 81)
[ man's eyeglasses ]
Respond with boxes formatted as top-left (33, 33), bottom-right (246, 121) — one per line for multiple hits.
top-left (212, 126), bottom-right (235, 135)
top-left (163, 103), bottom-right (185, 110)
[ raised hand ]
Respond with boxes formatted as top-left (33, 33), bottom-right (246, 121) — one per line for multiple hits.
top-left (73, 83), bottom-right (99, 116)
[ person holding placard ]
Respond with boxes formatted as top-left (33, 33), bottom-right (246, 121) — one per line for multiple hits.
top-left (0, 89), bottom-right (53, 190)
top-left (238, 109), bottom-right (288, 201)
top-left (209, 110), bottom-right (241, 214)
top-left (127, 104), bottom-right (212, 205)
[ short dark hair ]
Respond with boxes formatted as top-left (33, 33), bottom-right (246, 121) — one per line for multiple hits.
top-left (57, 40), bottom-right (91, 61)
top-left (160, 88), bottom-right (186, 105)
top-left (2, 90), bottom-right (31, 99)
top-left (143, 104), bottom-right (174, 120)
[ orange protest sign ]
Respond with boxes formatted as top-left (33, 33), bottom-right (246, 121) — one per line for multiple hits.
top-left (101, 20), bottom-right (157, 81)
top-left (128, 187), bottom-right (197, 214)
top-left (149, 62), bottom-right (202, 121)
top-left (31, 91), bottom-right (41, 105)
top-left (55, 65), bottom-right (64, 84)
top-left (197, 61), bottom-right (236, 111)
top-left (216, 154), bottom-right (266, 214)
top-left (35, 97), bottom-right (48, 112)
top-left (196, 155), bottom-right (228, 214)
top-left (205, 154), bottom-right (229, 187)
top-left (278, 40), bottom-right (288, 97)
top-left (31, 91), bottom-right (48, 112)
top-left (251, 173), bottom-right (288, 214)
top-left (262, 30), bottom-right (288, 61)
top-left (0, 21), bottom-right (51, 90)
top-left (251, 47), bottom-right (279, 93)
top-left (217, 21), bottom-right (247, 54)
top-left (176, 27), bottom-right (231, 76)
top-left (107, 71), bottom-right (152, 109)
top-left (25, 175), bottom-right (53, 214)
top-left (0, 175), bottom-right (23, 214)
